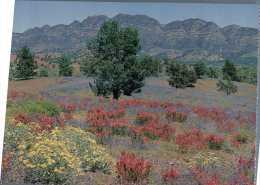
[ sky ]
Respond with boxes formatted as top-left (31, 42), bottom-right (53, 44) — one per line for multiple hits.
top-left (13, 1), bottom-right (258, 33)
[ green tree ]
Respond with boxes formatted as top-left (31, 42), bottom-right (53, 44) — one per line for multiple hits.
top-left (167, 62), bottom-right (197, 88)
top-left (88, 20), bottom-right (145, 100)
top-left (80, 56), bottom-right (99, 77)
top-left (222, 60), bottom-right (237, 81)
top-left (194, 62), bottom-right (207, 78)
top-left (207, 66), bottom-right (219, 79)
top-left (216, 79), bottom-right (238, 95)
top-left (58, 55), bottom-right (73, 76)
top-left (236, 66), bottom-right (257, 85)
top-left (138, 56), bottom-right (161, 77)
top-left (14, 46), bottom-right (38, 80)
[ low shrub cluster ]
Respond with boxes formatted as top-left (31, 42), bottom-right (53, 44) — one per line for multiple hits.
top-left (116, 151), bottom-right (152, 183)
top-left (50, 126), bottom-right (113, 173)
top-left (175, 129), bottom-right (224, 152)
top-left (3, 118), bottom-right (114, 184)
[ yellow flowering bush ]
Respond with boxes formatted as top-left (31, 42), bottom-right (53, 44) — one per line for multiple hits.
top-left (18, 137), bottom-right (81, 184)
top-left (50, 126), bottom-right (114, 173)
top-left (4, 119), bottom-right (35, 152)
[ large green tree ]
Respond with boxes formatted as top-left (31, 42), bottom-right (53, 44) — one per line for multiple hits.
top-left (15, 46), bottom-right (38, 80)
top-left (58, 55), bottom-right (73, 77)
top-left (87, 20), bottom-right (144, 100)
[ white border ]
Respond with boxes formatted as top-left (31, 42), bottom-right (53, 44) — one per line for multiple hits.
top-left (0, 0), bottom-right (15, 177)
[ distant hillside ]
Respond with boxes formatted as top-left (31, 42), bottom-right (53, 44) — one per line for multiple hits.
top-left (12, 14), bottom-right (258, 63)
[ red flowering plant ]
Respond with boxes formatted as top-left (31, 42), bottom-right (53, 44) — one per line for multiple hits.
top-left (163, 167), bottom-right (179, 184)
top-left (37, 115), bottom-right (55, 131)
top-left (56, 101), bottom-right (77, 120)
top-left (87, 106), bottom-right (112, 143)
top-left (87, 105), bottom-right (127, 143)
top-left (165, 109), bottom-right (187, 123)
top-left (135, 110), bottom-right (158, 125)
top-left (128, 125), bottom-right (148, 148)
top-left (14, 112), bottom-right (32, 124)
top-left (175, 129), bottom-right (206, 152)
top-left (205, 134), bottom-right (224, 150)
top-left (116, 151), bottom-right (153, 183)
top-left (128, 121), bottom-right (175, 148)
top-left (109, 117), bottom-right (128, 136)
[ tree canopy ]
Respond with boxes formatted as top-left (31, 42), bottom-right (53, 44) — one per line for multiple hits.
top-left (87, 20), bottom-right (145, 100)
top-left (58, 55), bottom-right (73, 77)
top-left (15, 46), bottom-right (38, 80)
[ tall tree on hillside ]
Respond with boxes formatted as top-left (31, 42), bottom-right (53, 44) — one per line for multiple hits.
top-left (15, 46), bottom-right (38, 80)
top-left (58, 55), bottom-right (73, 76)
top-left (222, 60), bottom-right (237, 81)
top-left (87, 20), bottom-right (145, 100)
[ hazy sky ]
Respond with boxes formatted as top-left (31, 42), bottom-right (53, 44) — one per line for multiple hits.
top-left (13, 1), bottom-right (258, 33)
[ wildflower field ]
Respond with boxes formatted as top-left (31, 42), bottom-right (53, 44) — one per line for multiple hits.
top-left (1, 77), bottom-right (256, 185)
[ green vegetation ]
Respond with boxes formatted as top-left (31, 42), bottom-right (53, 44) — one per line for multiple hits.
top-left (167, 62), bottom-right (197, 88)
top-left (14, 46), bottom-right (38, 80)
top-left (9, 99), bottom-right (60, 117)
top-left (237, 66), bottom-right (257, 85)
top-left (216, 79), bottom-right (238, 95)
top-left (38, 67), bottom-right (49, 77)
top-left (87, 20), bottom-right (145, 100)
top-left (194, 62), bottom-right (207, 78)
top-left (138, 56), bottom-right (162, 77)
top-left (58, 55), bottom-right (73, 77)
top-left (80, 56), bottom-right (98, 77)
top-left (222, 60), bottom-right (238, 81)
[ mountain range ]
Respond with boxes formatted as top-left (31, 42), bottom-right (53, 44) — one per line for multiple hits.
top-left (11, 14), bottom-right (258, 63)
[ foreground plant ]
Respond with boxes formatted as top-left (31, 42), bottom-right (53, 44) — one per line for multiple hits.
top-left (18, 137), bottom-right (81, 184)
top-left (116, 151), bottom-right (153, 183)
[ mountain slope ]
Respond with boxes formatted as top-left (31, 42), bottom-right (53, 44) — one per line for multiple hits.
top-left (12, 14), bottom-right (258, 62)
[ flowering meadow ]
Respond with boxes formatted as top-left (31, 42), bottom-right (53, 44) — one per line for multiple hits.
top-left (1, 77), bottom-right (256, 185)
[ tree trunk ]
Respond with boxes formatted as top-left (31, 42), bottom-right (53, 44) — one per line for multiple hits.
top-left (113, 90), bottom-right (120, 100)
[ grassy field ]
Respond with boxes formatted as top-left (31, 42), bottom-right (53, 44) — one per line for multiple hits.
top-left (3, 77), bottom-right (256, 185)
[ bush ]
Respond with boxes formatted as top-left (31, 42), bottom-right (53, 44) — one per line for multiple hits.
top-left (18, 138), bottom-right (81, 184)
top-left (116, 151), bottom-right (153, 183)
top-left (10, 100), bottom-right (60, 117)
top-left (216, 79), bottom-right (238, 95)
top-left (175, 129), bottom-right (205, 152)
top-left (50, 126), bottom-right (113, 174)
